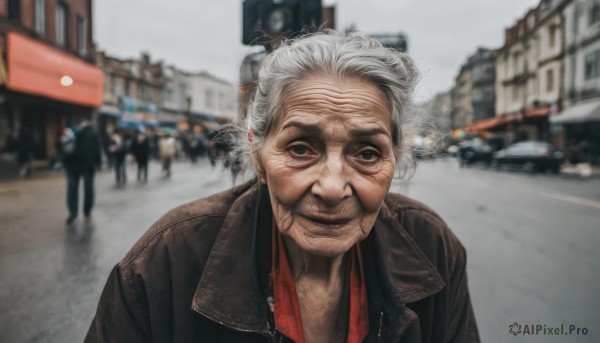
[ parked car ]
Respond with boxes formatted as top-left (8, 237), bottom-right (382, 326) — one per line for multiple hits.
top-left (492, 141), bottom-right (564, 173)
top-left (458, 138), bottom-right (493, 166)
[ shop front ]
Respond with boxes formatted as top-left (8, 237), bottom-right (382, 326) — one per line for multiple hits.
top-left (465, 106), bottom-right (551, 151)
top-left (550, 99), bottom-right (600, 166)
top-left (116, 96), bottom-right (160, 133)
top-left (0, 32), bottom-right (103, 173)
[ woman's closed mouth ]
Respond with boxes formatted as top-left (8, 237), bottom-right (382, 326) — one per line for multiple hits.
top-left (301, 215), bottom-right (352, 226)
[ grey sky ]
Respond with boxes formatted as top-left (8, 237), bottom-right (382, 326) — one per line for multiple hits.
top-left (94, 0), bottom-right (540, 103)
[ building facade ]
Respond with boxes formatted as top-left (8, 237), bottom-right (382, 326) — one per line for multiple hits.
top-left (495, 7), bottom-right (539, 120)
top-left (96, 51), bottom-right (165, 145)
top-left (451, 64), bottom-right (473, 130)
top-left (470, 47), bottom-right (496, 122)
top-left (492, 1), bottom-right (564, 143)
top-left (161, 64), bottom-right (190, 129)
top-left (554, 0), bottom-right (600, 165)
top-left (187, 71), bottom-right (237, 126)
top-left (0, 0), bottom-right (102, 175)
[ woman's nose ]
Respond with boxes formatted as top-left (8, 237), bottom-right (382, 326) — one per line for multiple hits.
top-left (311, 154), bottom-right (352, 205)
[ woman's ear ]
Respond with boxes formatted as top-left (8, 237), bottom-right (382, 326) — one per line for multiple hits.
top-left (248, 130), bottom-right (267, 183)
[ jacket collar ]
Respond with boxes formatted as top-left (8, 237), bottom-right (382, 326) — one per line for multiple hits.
top-left (191, 181), bottom-right (444, 336)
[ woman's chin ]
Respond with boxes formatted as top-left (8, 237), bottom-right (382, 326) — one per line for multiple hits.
top-left (294, 237), bottom-right (355, 257)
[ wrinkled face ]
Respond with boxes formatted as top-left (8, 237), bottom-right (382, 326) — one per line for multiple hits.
top-left (255, 75), bottom-right (396, 257)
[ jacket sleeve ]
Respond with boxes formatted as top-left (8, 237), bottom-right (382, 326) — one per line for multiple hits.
top-left (85, 264), bottom-right (151, 343)
top-left (446, 239), bottom-right (480, 343)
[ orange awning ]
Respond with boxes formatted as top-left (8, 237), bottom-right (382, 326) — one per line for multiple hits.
top-left (523, 107), bottom-right (550, 118)
top-left (466, 114), bottom-right (518, 132)
top-left (6, 32), bottom-right (104, 108)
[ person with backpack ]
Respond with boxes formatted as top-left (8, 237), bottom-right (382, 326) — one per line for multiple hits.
top-left (62, 120), bottom-right (102, 225)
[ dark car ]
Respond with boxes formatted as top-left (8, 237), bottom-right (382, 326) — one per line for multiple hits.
top-left (492, 141), bottom-right (564, 173)
top-left (458, 138), bottom-right (493, 166)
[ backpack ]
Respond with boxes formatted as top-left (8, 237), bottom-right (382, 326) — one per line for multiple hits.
top-left (60, 128), bottom-right (77, 157)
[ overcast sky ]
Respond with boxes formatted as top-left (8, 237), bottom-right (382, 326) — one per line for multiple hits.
top-left (94, 0), bottom-right (540, 103)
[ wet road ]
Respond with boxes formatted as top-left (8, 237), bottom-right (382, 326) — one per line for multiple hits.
top-left (1, 158), bottom-right (599, 342)
top-left (0, 160), bottom-right (234, 343)
top-left (401, 159), bottom-right (600, 342)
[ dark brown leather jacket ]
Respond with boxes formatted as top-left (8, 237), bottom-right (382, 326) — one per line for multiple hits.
top-left (85, 180), bottom-right (480, 342)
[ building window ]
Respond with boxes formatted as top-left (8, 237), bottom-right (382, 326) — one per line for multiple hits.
top-left (513, 52), bottom-right (521, 74)
top-left (77, 16), bottom-right (86, 56)
top-left (138, 83), bottom-right (145, 101)
top-left (163, 87), bottom-right (173, 104)
top-left (219, 92), bottom-right (226, 111)
top-left (178, 83), bottom-right (186, 110)
top-left (590, 3), bottom-right (600, 25)
top-left (585, 49), bottom-right (600, 80)
top-left (55, 3), bottom-right (67, 47)
top-left (546, 69), bottom-right (554, 92)
top-left (8, 0), bottom-right (20, 23)
top-left (512, 85), bottom-right (519, 101)
top-left (110, 75), bottom-right (117, 97)
top-left (35, 0), bottom-right (46, 36)
top-left (125, 79), bottom-right (130, 96)
top-left (549, 26), bottom-right (556, 48)
top-left (205, 89), bottom-right (215, 109)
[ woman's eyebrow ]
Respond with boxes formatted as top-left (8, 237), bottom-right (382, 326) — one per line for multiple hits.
top-left (349, 127), bottom-right (389, 138)
top-left (281, 121), bottom-right (388, 138)
top-left (281, 121), bottom-right (322, 135)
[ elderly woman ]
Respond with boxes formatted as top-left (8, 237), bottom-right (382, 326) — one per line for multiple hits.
top-left (86, 31), bottom-right (479, 343)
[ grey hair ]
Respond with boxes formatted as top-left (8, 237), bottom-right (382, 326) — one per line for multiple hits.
top-left (226, 30), bottom-right (426, 182)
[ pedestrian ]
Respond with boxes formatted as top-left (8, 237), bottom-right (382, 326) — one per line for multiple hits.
top-left (187, 133), bottom-right (199, 163)
top-left (15, 126), bottom-right (34, 177)
top-left (86, 31), bottom-right (479, 342)
top-left (108, 131), bottom-right (127, 187)
top-left (158, 132), bottom-right (176, 178)
top-left (63, 120), bottom-right (101, 225)
top-left (130, 131), bottom-right (150, 183)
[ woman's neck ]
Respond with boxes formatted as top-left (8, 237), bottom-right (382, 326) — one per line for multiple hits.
top-left (282, 235), bottom-right (346, 285)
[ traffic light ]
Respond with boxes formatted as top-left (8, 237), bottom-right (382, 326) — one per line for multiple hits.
top-left (242, 0), bottom-right (322, 46)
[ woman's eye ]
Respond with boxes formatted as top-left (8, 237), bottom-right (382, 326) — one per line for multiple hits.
top-left (358, 149), bottom-right (380, 162)
top-left (289, 145), bottom-right (310, 156)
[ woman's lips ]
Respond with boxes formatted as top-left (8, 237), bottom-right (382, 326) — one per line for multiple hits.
top-left (301, 215), bottom-right (352, 227)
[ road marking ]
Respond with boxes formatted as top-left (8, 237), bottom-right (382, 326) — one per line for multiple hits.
top-left (541, 192), bottom-right (600, 210)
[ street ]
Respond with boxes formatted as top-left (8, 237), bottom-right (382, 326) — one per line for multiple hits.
top-left (1, 158), bottom-right (599, 342)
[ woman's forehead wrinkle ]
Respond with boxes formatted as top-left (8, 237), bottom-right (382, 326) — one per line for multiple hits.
top-left (283, 84), bottom-right (390, 117)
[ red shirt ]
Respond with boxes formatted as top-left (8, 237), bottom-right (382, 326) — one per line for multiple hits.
top-left (271, 223), bottom-right (369, 343)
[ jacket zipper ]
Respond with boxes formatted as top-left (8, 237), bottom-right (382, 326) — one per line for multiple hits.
top-left (266, 320), bottom-right (278, 343)
top-left (193, 308), bottom-right (272, 340)
top-left (377, 312), bottom-right (384, 342)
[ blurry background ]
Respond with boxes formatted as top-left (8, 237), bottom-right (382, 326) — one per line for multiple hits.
top-left (0, 0), bottom-right (599, 342)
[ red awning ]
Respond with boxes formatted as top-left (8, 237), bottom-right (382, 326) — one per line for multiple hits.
top-left (6, 32), bottom-right (104, 107)
top-left (523, 107), bottom-right (550, 118)
top-left (466, 114), bottom-right (518, 132)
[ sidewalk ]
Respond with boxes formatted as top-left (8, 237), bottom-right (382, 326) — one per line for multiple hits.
top-left (560, 163), bottom-right (600, 178)
top-left (0, 159), bottom-right (62, 182)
